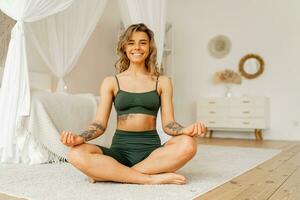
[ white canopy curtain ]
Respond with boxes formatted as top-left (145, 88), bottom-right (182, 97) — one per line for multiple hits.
top-left (0, 0), bottom-right (74, 163)
top-left (118, 0), bottom-right (167, 67)
top-left (27, 0), bottom-right (107, 92)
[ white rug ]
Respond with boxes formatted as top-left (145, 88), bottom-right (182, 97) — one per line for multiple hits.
top-left (0, 145), bottom-right (281, 200)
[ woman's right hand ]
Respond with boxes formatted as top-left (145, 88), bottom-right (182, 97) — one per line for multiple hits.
top-left (60, 131), bottom-right (85, 147)
top-left (181, 122), bottom-right (206, 137)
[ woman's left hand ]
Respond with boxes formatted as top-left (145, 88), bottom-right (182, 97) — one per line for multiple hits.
top-left (181, 122), bottom-right (206, 137)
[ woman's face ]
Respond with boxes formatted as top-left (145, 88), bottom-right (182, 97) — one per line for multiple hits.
top-left (125, 31), bottom-right (150, 65)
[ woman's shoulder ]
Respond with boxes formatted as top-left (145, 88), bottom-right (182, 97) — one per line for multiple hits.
top-left (158, 75), bottom-right (172, 83)
top-left (157, 75), bottom-right (173, 93)
top-left (100, 75), bottom-right (118, 90)
top-left (102, 75), bottom-right (117, 83)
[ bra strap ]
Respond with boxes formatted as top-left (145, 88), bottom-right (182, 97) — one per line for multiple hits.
top-left (155, 75), bottom-right (159, 90)
top-left (115, 75), bottom-right (120, 90)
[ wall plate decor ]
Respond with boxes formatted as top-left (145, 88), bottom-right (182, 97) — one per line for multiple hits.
top-left (239, 54), bottom-right (264, 79)
top-left (208, 35), bottom-right (231, 58)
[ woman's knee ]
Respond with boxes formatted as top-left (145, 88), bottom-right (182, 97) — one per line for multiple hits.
top-left (176, 135), bottom-right (197, 159)
top-left (67, 144), bottom-right (91, 167)
top-left (67, 145), bottom-right (85, 167)
top-left (67, 144), bottom-right (103, 168)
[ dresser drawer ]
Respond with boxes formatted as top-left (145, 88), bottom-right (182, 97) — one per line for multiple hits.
top-left (229, 107), bottom-right (266, 118)
top-left (229, 97), bottom-right (268, 107)
top-left (197, 98), bottom-right (229, 107)
top-left (197, 107), bottom-right (229, 117)
top-left (230, 118), bottom-right (267, 129)
top-left (198, 118), bottom-right (228, 128)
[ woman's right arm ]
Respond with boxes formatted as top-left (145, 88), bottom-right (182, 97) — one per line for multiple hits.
top-left (61, 76), bottom-right (115, 146)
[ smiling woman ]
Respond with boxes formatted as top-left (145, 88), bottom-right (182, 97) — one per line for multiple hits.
top-left (60, 23), bottom-right (206, 185)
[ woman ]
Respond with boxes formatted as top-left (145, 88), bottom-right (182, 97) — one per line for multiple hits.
top-left (60, 23), bottom-right (206, 185)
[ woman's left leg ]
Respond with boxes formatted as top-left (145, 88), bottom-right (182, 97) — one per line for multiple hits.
top-left (132, 135), bottom-right (197, 174)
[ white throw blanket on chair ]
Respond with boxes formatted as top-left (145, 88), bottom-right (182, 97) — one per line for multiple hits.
top-left (16, 89), bottom-right (106, 164)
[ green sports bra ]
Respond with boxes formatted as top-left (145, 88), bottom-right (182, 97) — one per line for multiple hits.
top-left (113, 75), bottom-right (160, 117)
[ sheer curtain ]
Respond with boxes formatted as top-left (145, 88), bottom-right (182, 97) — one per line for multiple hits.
top-left (27, 0), bottom-right (108, 92)
top-left (118, 0), bottom-right (169, 143)
top-left (0, 0), bottom-right (74, 163)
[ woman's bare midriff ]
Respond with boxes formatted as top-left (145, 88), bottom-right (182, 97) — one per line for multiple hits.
top-left (116, 113), bottom-right (156, 131)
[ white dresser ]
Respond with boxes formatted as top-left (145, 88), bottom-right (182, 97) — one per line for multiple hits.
top-left (197, 96), bottom-right (269, 140)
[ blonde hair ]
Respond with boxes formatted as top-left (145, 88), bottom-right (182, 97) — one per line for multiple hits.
top-left (115, 23), bottom-right (160, 76)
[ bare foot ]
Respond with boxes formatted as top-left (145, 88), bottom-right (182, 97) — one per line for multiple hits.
top-left (150, 173), bottom-right (187, 185)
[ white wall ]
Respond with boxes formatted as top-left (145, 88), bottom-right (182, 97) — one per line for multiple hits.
top-left (25, 0), bottom-right (300, 141)
top-left (168, 0), bottom-right (300, 140)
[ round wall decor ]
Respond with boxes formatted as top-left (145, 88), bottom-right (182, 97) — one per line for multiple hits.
top-left (208, 35), bottom-right (231, 59)
top-left (239, 54), bottom-right (264, 79)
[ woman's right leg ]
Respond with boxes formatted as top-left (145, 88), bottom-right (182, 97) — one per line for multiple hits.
top-left (67, 143), bottom-right (186, 184)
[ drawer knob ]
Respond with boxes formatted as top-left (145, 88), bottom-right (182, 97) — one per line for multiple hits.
top-left (209, 121), bottom-right (215, 124)
top-left (242, 100), bottom-right (250, 103)
top-left (209, 111), bottom-right (216, 114)
top-left (209, 101), bottom-right (216, 104)
top-left (243, 122), bottom-right (250, 125)
top-left (243, 111), bottom-right (250, 114)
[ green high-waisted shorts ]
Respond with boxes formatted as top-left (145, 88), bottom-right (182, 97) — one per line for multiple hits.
top-left (96, 129), bottom-right (162, 167)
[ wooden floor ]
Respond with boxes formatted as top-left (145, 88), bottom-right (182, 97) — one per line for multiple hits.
top-left (194, 138), bottom-right (300, 200)
top-left (0, 138), bottom-right (299, 200)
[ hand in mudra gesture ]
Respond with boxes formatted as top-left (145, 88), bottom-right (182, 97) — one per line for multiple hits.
top-left (60, 131), bottom-right (85, 147)
top-left (182, 122), bottom-right (206, 137)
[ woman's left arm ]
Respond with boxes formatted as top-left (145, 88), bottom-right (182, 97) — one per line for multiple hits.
top-left (160, 76), bottom-right (206, 137)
